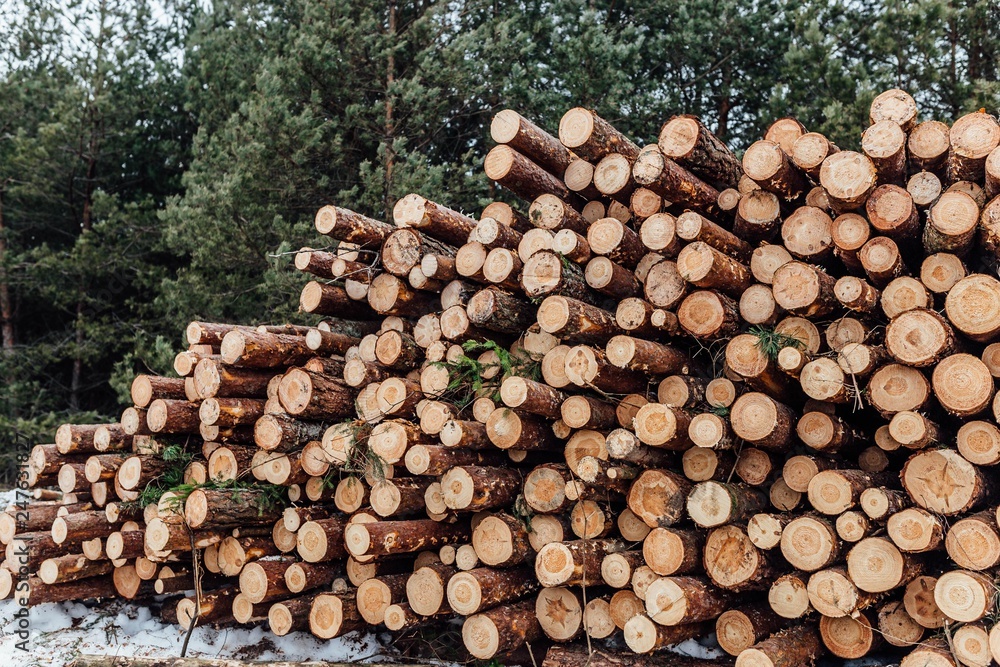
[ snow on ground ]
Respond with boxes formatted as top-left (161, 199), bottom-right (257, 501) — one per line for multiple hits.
top-left (0, 597), bottom-right (383, 666)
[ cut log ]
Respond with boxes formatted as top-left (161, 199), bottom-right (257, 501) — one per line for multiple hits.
top-left (730, 392), bottom-right (796, 452)
top-left (659, 115), bottom-right (742, 189)
top-left (806, 566), bottom-right (877, 617)
top-left (743, 139), bottom-right (809, 201)
top-left (687, 481), bottom-right (767, 529)
top-left (934, 569), bottom-right (994, 623)
top-left (314, 206), bottom-right (393, 244)
top-left (768, 572), bottom-right (811, 619)
top-left (462, 599), bottom-right (543, 660)
top-left (716, 604), bottom-right (787, 657)
top-left (535, 538), bottom-right (627, 587)
top-left (947, 111), bottom-right (1000, 183)
top-left (847, 536), bottom-right (923, 593)
top-left (945, 274), bottom-right (1000, 342)
top-left (559, 108), bottom-right (639, 161)
top-left (867, 363), bottom-right (931, 417)
top-left (703, 524), bottom-right (778, 591)
top-left (734, 624), bottom-right (824, 667)
top-left (491, 109), bottom-right (573, 177)
top-left (862, 120), bottom-right (907, 184)
top-left (933, 353), bottom-right (994, 417)
top-left (485, 409), bottom-right (557, 451)
top-left (627, 469), bottom-right (691, 528)
top-left (878, 601), bottom-right (926, 649)
top-left (521, 249), bottom-right (593, 304)
top-left (677, 290), bottom-right (740, 340)
top-left (632, 145), bottom-right (720, 217)
top-left (780, 515), bottom-right (839, 572)
top-left (623, 615), bottom-right (710, 654)
top-left (734, 190), bottom-right (782, 242)
top-left (820, 151), bottom-right (878, 211)
top-left (791, 132), bottom-right (839, 180)
top-left (925, 190), bottom-right (979, 256)
top-left (645, 575), bottom-right (734, 625)
top-left (308, 591), bottom-right (365, 639)
top-left (902, 448), bottom-right (993, 515)
top-left (447, 565), bottom-right (538, 616)
top-left (771, 261), bottom-right (837, 318)
top-left (595, 153), bottom-right (638, 204)
top-left (344, 519), bottom-right (471, 561)
top-left (536, 295), bottom-right (621, 344)
top-left (887, 508), bottom-right (946, 553)
top-left (587, 217), bottom-right (645, 269)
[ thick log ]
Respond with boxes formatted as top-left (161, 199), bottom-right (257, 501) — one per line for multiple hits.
top-left (867, 363), bottom-right (931, 417)
top-left (559, 108), bottom-right (639, 162)
top-left (734, 190), bottom-right (782, 242)
top-left (645, 575), bottom-right (734, 626)
top-left (627, 469), bottom-right (691, 528)
top-left (820, 151), bottom-right (877, 211)
top-left (632, 145), bottom-right (720, 218)
top-left (130, 375), bottom-right (186, 409)
top-left (521, 250), bottom-right (592, 303)
top-left (687, 482), bottom-right (767, 528)
top-left (595, 153), bottom-right (638, 204)
top-left (345, 519), bottom-right (471, 560)
top-left (642, 259), bottom-right (688, 309)
top-left (462, 599), bottom-right (543, 660)
top-left (878, 600), bottom-right (926, 647)
top-left (676, 242), bottom-right (751, 298)
top-left (587, 217), bottom-right (645, 269)
top-left (440, 466), bottom-right (521, 512)
top-left (791, 132), bottom-right (838, 179)
top-left (780, 515), bottom-right (839, 572)
top-left (676, 210), bottom-right (752, 262)
top-left (255, 413), bottom-right (326, 452)
top-left (535, 538), bottom-right (627, 587)
top-left (659, 114), bottom-right (742, 189)
top-left (847, 536), bottom-right (923, 593)
top-left (623, 615), bottom-right (711, 654)
top-left (638, 212), bottom-right (682, 257)
top-left (948, 111), bottom-right (1000, 183)
top-left (735, 624), bottom-right (824, 667)
top-left (934, 569), bottom-right (994, 623)
top-left (491, 109), bottom-right (573, 177)
top-left (902, 448), bottom-right (994, 516)
top-left (677, 290), bottom-right (740, 340)
top-left (55, 424), bottom-right (102, 455)
top-left (315, 205), bottom-right (394, 244)
top-left (862, 120), bottom-right (907, 184)
top-left (447, 566), bottom-right (539, 615)
top-left (743, 139), bottom-right (809, 200)
top-left (717, 604), bottom-right (788, 657)
top-left (308, 591), bottom-right (365, 639)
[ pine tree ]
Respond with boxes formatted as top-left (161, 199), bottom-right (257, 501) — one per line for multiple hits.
top-left (0, 0), bottom-right (194, 439)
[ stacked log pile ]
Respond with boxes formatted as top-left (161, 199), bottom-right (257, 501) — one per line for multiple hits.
top-left (7, 88), bottom-right (1000, 667)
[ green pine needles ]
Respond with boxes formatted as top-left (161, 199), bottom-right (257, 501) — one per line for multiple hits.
top-left (433, 339), bottom-right (541, 409)
top-left (749, 325), bottom-right (804, 361)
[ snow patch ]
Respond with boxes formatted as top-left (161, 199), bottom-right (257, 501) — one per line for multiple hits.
top-left (0, 597), bottom-right (382, 666)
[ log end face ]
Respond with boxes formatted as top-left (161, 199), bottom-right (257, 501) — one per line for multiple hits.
top-left (462, 613), bottom-right (500, 659)
top-left (535, 542), bottom-right (574, 587)
top-left (558, 107), bottom-right (595, 151)
top-left (489, 109), bottom-right (521, 144)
